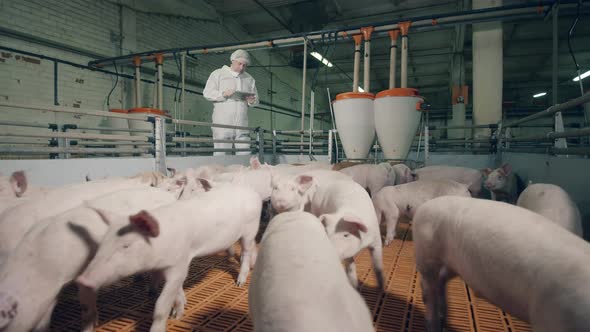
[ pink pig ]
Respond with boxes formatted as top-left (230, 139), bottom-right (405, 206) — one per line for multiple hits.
top-left (414, 196), bottom-right (590, 332)
top-left (76, 183), bottom-right (262, 332)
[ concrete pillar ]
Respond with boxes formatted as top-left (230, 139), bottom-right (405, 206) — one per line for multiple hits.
top-left (120, 5), bottom-right (137, 109)
top-left (448, 86), bottom-right (467, 139)
top-left (472, 0), bottom-right (503, 139)
top-left (449, 51), bottom-right (467, 139)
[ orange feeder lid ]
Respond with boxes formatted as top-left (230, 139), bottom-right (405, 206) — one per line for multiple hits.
top-left (375, 88), bottom-right (419, 98)
top-left (109, 108), bottom-right (128, 114)
top-left (334, 92), bottom-right (375, 101)
top-left (128, 107), bottom-right (170, 117)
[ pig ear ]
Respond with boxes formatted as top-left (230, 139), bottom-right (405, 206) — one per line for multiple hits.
top-left (197, 178), bottom-right (212, 191)
top-left (501, 163), bottom-right (512, 175)
top-left (10, 171), bottom-right (27, 197)
top-left (296, 175), bottom-right (314, 193)
top-left (481, 168), bottom-right (493, 176)
top-left (341, 214), bottom-right (368, 233)
top-left (250, 156), bottom-right (261, 169)
top-left (319, 214), bottom-right (331, 228)
top-left (129, 210), bottom-right (160, 237)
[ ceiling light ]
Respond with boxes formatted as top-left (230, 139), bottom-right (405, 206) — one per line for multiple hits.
top-left (572, 70), bottom-right (590, 82)
top-left (310, 51), bottom-right (333, 67)
top-left (533, 92), bottom-right (547, 98)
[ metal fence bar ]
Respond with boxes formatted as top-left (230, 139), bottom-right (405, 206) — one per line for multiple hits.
top-left (73, 125), bottom-right (153, 134)
top-left (172, 137), bottom-right (252, 144)
top-left (0, 147), bottom-right (151, 154)
top-left (0, 131), bottom-right (151, 142)
top-left (0, 120), bottom-right (55, 129)
top-left (0, 102), bottom-right (150, 121)
top-left (169, 148), bottom-right (255, 153)
top-left (505, 127), bottom-right (590, 142)
top-left (503, 92), bottom-right (590, 128)
top-left (172, 119), bottom-right (257, 131)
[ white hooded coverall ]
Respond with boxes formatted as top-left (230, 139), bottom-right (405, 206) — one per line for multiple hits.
top-left (203, 65), bottom-right (259, 155)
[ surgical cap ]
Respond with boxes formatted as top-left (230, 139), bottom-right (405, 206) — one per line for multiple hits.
top-left (230, 49), bottom-right (251, 65)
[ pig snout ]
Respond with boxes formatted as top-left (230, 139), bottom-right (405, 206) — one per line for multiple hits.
top-left (0, 292), bottom-right (18, 329)
top-left (271, 199), bottom-right (290, 213)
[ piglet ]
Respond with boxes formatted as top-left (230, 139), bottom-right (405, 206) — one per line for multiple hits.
top-left (249, 211), bottom-right (374, 332)
top-left (0, 177), bottom-right (157, 264)
top-left (392, 163), bottom-right (414, 184)
top-left (372, 179), bottom-right (470, 245)
top-left (517, 183), bottom-right (583, 237)
top-left (412, 165), bottom-right (483, 197)
top-left (339, 163), bottom-right (396, 197)
top-left (482, 163), bottom-right (525, 203)
top-left (75, 183), bottom-right (262, 332)
top-left (0, 187), bottom-right (177, 332)
top-left (272, 172), bottom-right (383, 291)
top-left (414, 196), bottom-right (590, 332)
top-left (270, 170), bottom-right (352, 213)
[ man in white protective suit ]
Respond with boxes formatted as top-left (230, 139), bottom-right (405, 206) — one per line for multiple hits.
top-left (203, 49), bottom-right (259, 156)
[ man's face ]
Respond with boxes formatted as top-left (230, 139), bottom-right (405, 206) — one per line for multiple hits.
top-left (230, 59), bottom-right (247, 74)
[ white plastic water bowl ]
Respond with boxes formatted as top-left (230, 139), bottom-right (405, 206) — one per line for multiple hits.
top-left (374, 88), bottom-right (423, 160)
top-left (333, 92), bottom-right (375, 159)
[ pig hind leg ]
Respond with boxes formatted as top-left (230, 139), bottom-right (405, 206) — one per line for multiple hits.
top-left (78, 285), bottom-right (98, 332)
top-left (382, 204), bottom-right (400, 246)
top-left (369, 241), bottom-right (385, 291)
top-left (418, 263), bottom-right (451, 332)
top-left (34, 300), bottom-right (57, 332)
top-left (150, 264), bottom-right (190, 331)
top-left (437, 266), bottom-right (455, 327)
top-left (237, 233), bottom-right (257, 287)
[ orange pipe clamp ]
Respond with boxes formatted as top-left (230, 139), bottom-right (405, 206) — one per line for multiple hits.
top-left (352, 34), bottom-right (363, 46)
top-left (399, 21), bottom-right (412, 36)
top-left (360, 26), bottom-right (374, 41)
top-left (155, 53), bottom-right (164, 65)
top-left (388, 30), bottom-right (400, 41)
top-left (132, 56), bottom-right (141, 67)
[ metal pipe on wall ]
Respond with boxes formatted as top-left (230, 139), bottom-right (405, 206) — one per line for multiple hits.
top-left (155, 53), bottom-right (164, 111)
top-left (352, 34), bottom-right (363, 92)
top-left (361, 27), bottom-right (374, 92)
top-left (399, 22), bottom-right (411, 88)
top-left (133, 56), bottom-right (141, 107)
top-left (503, 92), bottom-right (590, 128)
top-left (88, 1), bottom-right (575, 67)
top-left (309, 90), bottom-right (315, 158)
top-left (388, 30), bottom-right (399, 89)
top-left (300, 40), bottom-right (308, 155)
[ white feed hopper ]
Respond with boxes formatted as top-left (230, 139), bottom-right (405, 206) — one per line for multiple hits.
top-left (374, 88), bottom-right (423, 159)
top-left (127, 107), bottom-right (169, 136)
top-left (104, 109), bottom-right (130, 134)
top-left (333, 92), bottom-right (375, 159)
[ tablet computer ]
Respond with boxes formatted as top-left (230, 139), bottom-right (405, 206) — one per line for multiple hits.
top-left (232, 90), bottom-right (256, 100)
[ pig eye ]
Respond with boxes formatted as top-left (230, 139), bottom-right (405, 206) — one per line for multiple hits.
top-left (344, 234), bottom-right (350, 238)
top-left (123, 244), bottom-right (130, 249)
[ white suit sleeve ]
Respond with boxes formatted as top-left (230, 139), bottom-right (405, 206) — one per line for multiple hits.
top-left (203, 70), bottom-right (226, 102)
top-left (247, 80), bottom-right (260, 107)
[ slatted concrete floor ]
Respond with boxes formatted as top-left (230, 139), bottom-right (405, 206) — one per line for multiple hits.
top-left (50, 223), bottom-right (531, 331)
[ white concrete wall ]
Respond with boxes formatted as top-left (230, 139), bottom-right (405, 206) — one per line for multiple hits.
top-left (0, 0), bottom-right (326, 150)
